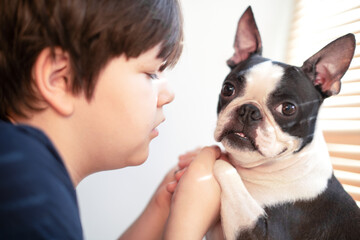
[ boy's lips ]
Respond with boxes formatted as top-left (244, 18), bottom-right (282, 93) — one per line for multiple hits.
top-left (151, 118), bottom-right (165, 138)
top-left (156, 118), bottom-right (165, 128)
top-left (150, 128), bottom-right (159, 138)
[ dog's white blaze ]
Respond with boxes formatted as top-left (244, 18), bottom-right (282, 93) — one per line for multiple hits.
top-left (243, 61), bottom-right (284, 104)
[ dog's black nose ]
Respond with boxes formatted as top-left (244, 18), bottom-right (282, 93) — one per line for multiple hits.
top-left (237, 104), bottom-right (262, 124)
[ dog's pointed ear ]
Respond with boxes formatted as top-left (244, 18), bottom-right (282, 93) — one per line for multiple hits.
top-left (227, 6), bottom-right (262, 68)
top-left (301, 34), bottom-right (356, 98)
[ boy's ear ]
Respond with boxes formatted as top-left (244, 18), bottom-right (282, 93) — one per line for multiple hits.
top-left (227, 6), bottom-right (262, 68)
top-left (301, 34), bottom-right (356, 98)
top-left (33, 47), bottom-right (74, 116)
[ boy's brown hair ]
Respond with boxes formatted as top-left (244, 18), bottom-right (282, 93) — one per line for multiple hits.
top-left (0, 0), bottom-right (183, 120)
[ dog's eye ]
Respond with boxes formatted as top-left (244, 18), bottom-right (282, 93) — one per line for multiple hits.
top-left (276, 102), bottom-right (297, 116)
top-left (221, 82), bottom-right (235, 97)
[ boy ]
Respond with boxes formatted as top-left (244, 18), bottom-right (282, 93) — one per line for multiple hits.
top-left (0, 0), bottom-right (222, 239)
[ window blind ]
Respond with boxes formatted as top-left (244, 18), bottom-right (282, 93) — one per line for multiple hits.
top-left (286, 0), bottom-right (360, 207)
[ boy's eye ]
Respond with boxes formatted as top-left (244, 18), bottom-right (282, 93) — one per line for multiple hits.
top-left (146, 73), bottom-right (159, 80)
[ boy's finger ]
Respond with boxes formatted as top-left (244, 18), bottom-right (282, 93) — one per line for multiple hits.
top-left (175, 168), bottom-right (187, 181)
top-left (220, 152), bottom-right (230, 162)
top-left (178, 156), bottom-right (194, 169)
top-left (179, 150), bottom-right (200, 161)
top-left (178, 147), bottom-right (204, 169)
top-left (180, 147), bottom-right (202, 157)
top-left (194, 146), bottom-right (221, 164)
top-left (166, 181), bottom-right (177, 194)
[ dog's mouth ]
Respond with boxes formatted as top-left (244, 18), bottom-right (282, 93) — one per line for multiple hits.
top-left (230, 132), bottom-right (251, 143)
top-left (220, 129), bottom-right (258, 151)
top-left (219, 128), bottom-right (251, 140)
top-left (233, 132), bottom-right (247, 139)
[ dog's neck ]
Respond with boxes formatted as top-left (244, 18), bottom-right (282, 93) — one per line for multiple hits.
top-left (229, 126), bottom-right (333, 206)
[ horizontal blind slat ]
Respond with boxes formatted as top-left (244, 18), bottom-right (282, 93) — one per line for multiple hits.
top-left (342, 184), bottom-right (360, 201)
top-left (332, 157), bottom-right (360, 173)
top-left (342, 69), bottom-right (360, 83)
top-left (295, 0), bottom-right (360, 23)
top-left (322, 120), bottom-right (360, 145)
top-left (349, 56), bottom-right (360, 70)
top-left (322, 95), bottom-right (360, 107)
top-left (321, 120), bottom-right (360, 132)
top-left (334, 170), bottom-right (360, 186)
top-left (328, 144), bottom-right (360, 160)
top-left (319, 107), bottom-right (360, 120)
top-left (288, 31), bottom-right (360, 53)
top-left (324, 134), bottom-right (360, 145)
top-left (293, 8), bottom-right (360, 31)
top-left (339, 81), bottom-right (360, 96)
top-left (287, 23), bottom-right (360, 65)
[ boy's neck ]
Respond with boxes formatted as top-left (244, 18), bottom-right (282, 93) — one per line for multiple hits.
top-left (11, 111), bottom-right (86, 187)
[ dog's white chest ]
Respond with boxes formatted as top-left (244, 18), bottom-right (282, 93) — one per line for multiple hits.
top-left (213, 133), bottom-right (333, 240)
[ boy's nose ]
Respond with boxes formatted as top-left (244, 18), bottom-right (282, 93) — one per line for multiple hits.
top-left (157, 79), bottom-right (175, 107)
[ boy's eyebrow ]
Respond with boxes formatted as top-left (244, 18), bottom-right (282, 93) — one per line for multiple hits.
top-left (137, 58), bottom-right (165, 71)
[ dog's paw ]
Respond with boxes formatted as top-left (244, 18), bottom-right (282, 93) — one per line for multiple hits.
top-left (214, 160), bottom-right (238, 182)
top-left (214, 159), bottom-right (265, 240)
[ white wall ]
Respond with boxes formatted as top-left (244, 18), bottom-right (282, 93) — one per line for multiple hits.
top-left (77, 0), bottom-right (294, 239)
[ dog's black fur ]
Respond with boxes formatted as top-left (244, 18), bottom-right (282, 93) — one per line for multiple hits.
top-left (238, 175), bottom-right (360, 239)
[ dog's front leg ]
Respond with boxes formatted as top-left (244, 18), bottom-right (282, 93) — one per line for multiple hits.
top-left (213, 160), bottom-right (265, 240)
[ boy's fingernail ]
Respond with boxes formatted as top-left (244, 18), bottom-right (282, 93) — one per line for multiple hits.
top-left (175, 168), bottom-right (186, 180)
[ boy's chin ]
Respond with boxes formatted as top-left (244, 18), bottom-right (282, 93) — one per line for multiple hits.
top-left (130, 157), bottom-right (148, 167)
top-left (126, 149), bottom-right (150, 167)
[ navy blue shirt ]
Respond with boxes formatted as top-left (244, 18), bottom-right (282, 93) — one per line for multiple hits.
top-left (0, 120), bottom-right (83, 239)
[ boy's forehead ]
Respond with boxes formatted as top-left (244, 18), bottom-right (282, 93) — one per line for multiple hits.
top-left (134, 45), bottom-right (166, 68)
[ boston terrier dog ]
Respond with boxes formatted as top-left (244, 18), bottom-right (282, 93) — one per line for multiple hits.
top-left (210, 6), bottom-right (360, 240)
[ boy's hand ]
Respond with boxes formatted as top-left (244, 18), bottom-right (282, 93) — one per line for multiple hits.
top-left (153, 147), bottom-right (203, 212)
top-left (120, 147), bottom-right (227, 240)
top-left (151, 166), bottom-right (178, 210)
top-left (166, 147), bottom-right (202, 194)
top-left (164, 146), bottom-right (223, 240)
top-left (119, 166), bottom-right (177, 240)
